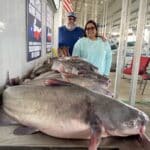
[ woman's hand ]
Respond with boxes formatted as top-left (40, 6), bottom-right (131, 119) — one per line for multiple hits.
top-left (99, 35), bottom-right (107, 42)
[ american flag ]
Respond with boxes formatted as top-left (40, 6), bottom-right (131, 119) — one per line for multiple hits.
top-left (63, 0), bottom-right (73, 13)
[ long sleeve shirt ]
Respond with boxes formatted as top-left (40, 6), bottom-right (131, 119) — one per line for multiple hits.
top-left (72, 37), bottom-right (112, 76)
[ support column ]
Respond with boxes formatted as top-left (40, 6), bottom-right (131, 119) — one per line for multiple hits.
top-left (122, 0), bottom-right (131, 69)
top-left (102, 1), bottom-right (106, 35)
top-left (129, 0), bottom-right (147, 106)
top-left (84, 3), bottom-right (88, 26)
top-left (114, 0), bottom-right (128, 99)
top-left (104, 0), bottom-right (108, 35)
top-left (80, 1), bottom-right (85, 27)
top-left (53, 0), bottom-right (63, 50)
top-left (94, 0), bottom-right (98, 22)
top-left (91, 0), bottom-right (95, 19)
top-left (148, 29), bottom-right (150, 55)
top-left (108, 15), bottom-right (113, 36)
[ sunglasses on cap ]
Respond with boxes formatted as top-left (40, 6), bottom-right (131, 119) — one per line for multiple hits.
top-left (86, 26), bottom-right (96, 31)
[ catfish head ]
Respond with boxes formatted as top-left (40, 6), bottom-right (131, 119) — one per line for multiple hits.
top-left (93, 97), bottom-right (149, 138)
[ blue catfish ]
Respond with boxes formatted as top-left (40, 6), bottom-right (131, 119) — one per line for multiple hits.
top-left (51, 56), bottom-right (111, 88)
top-left (1, 80), bottom-right (149, 150)
top-left (24, 73), bottom-right (113, 97)
top-left (51, 56), bottom-right (98, 74)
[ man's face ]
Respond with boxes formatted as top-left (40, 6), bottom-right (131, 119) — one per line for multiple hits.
top-left (68, 17), bottom-right (76, 26)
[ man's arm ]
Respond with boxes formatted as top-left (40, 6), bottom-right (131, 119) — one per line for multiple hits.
top-left (58, 26), bottom-right (63, 48)
top-left (58, 26), bottom-right (70, 57)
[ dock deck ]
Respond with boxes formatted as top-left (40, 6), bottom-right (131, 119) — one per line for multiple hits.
top-left (0, 125), bottom-right (150, 150)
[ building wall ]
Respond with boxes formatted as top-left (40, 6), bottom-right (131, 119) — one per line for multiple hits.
top-left (53, 0), bottom-right (62, 50)
top-left (0, 0), bottom-right (57, 87)
top-left (0, 0), bottom-right (26, 86)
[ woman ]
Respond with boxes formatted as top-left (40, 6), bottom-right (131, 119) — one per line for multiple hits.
top-left (72, 20), bottom-right (112, 76)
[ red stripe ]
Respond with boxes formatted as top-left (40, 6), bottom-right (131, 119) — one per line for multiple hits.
top-left (63, 0), bottom-right (73, 12)
top-left (64, 3), bottom-right (73, 12)
top-left (64, 3), bottom-right (71, 12)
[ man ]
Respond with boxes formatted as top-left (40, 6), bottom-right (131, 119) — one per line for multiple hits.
top-left (58, 12), bottom-right (84, 56)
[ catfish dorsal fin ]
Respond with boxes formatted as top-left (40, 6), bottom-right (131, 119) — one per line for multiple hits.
top-left (44, 79), bottom-right (71, 86)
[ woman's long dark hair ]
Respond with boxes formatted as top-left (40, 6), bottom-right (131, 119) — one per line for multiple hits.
top-left (84, 20), bottom-right (98, 37)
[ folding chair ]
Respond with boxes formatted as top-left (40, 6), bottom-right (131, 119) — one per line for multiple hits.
top-left (123, 56), bottom-right (150, 76)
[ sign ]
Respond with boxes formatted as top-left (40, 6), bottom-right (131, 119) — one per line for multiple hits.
top-left (26, 0), bottom-right (42, 61)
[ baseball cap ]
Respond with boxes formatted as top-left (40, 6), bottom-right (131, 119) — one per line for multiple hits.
top-left (67, 12), bottom-right (76, 18)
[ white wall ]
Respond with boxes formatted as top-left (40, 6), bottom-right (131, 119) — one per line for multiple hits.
top-left (0, 0), bottom-right (26, 86)
top-left (53, 0), bottom-right (63, 50)
top-left (0, 0), bottom-right (56, 87)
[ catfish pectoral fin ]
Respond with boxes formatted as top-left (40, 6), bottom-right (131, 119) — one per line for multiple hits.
top-left (89, 125), bottom-right (102, 150)
top-left (44, 78), bottom-right (71, 86)
top-left (88, 114), bottom-right (102, 150)
top-left (14, 126), bottom-right (39, 135)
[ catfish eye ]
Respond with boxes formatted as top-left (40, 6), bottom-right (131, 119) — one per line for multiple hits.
top-left (123, 120), bottom-right (136, 128)
top-left (126, 121), bottom-right (135, 128)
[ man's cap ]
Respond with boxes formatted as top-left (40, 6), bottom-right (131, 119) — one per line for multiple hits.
top-left (67, 12), bottom-right (76, 18)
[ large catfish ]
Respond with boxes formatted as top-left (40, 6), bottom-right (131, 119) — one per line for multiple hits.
top-left (51, 57), bottom-right (111, 88)
top-left (24, 76), bottom-right (113, 98)
top-left (51, 57), bottom-right (110, 84)
top-left (51, 56), bottom-right (98, 74)
top-left (0, 80), bottom-right (149, 150)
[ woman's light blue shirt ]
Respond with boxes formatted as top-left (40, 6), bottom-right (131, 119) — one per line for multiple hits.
top-left (72, 37), bottom-right (112, 76)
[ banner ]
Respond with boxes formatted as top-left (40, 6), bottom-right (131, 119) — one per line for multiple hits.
top-left (26, 0), bottom-right (42, 61)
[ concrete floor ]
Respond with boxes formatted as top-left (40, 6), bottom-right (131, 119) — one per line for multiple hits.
top-left (109, 72), bottom-right (150, 101)
top-left (0, 125), bottom-right (149, 149)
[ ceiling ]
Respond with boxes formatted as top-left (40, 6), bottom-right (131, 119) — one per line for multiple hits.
top-left (71, 0), bottom-right (150, 33)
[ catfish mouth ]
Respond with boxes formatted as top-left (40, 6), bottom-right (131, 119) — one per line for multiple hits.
top-left (116, 112), bottom-right (149, 137)
top-left (107, 119), bottom-right (147, 137)
top-left (107, 126), bottom-right (145, 137)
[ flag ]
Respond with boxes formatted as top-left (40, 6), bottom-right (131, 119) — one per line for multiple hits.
top-left (63, 0), bottom-right (73, 13)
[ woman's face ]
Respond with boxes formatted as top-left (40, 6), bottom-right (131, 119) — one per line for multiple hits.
top-left (85, 23), bottom-right (97, 40)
